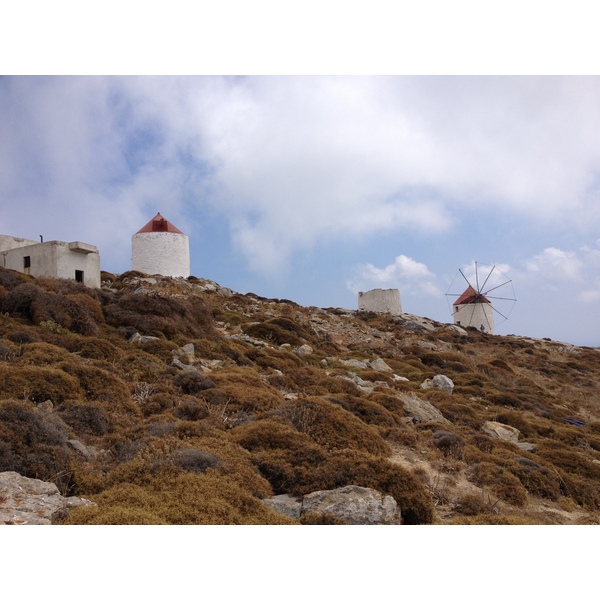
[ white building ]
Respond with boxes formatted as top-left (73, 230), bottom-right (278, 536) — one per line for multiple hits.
top-left (0, 234), bottom-right (101, 288)
top-left (358, 288), bottom-right (402, 315)
top-left (453, 286), bottom-right (494, 333)
top-left (131, 212), bottom-right (190, 278)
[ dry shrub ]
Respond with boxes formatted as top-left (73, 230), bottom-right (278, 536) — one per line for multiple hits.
top-left (233, 421), bottom-right (433, 524)
top-left (0, 400), bottom-right (74, 490)
top-left (139, 339), bottom-right (179, 362)
top-left (276, 396), bottom-right (391, 456)
top-left (173, 398), bottom-right (211, 421)
top-left (9, 286), bottom-right (100, 336)
top-left (466, 461), bottom-right (528, 507)
top-left (242, 317), bottom-right (306, 346)
top-left (455, 492), bottom-right (495, 516)
top-left (173, 371), bottom-right (216, 395)
top-left (508, 457), bottom-right (561, 501)
top-left (535, 440), bottom-right (600, 481)
top-left (432, 430), bottom-right (464, 459)
top-left (59, 362), bottom-right (138, 414)
top-left (201, 368), bottom-right (282, 413)
top-left (74, 337), bottom-right (124, 362)
top-left (6, 329), bottom-right (40, 346)
top-left (140, 392), bottom-right (176, 417)
top-left (327, 395), bottom-right (399, 428)
top-left (62, 472), bottom-right (295, 525)
top-left (104, 292), bottom-right (216, 339)
top-left (59, 402), bottom-right (113, 436)
top-left (423, 390), bottom-right (482, 428)
top-left (309, 450), bottom-right (434, 525)
top-left (0, 363), bottom-right (81, 404)
top-left (15, 342), bottom-right (71, 366)
top-left (116, 354), bottom-right (168, 383)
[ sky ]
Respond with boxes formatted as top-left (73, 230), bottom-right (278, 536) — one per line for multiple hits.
top-left (1, 75), bottom-right (600, 346)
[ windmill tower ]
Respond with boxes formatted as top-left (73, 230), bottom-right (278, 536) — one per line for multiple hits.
top-left (452, 285), bottom-right (495, 332)
top-left (132, 212), bottom-right (190, 278)
top-left (446, 262), bottom-right (516, 334)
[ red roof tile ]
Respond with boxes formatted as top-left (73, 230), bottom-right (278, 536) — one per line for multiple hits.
top-left (453, 285), bottom-right (491, 305)
top-left (136, 213), bottom-right (184, 234)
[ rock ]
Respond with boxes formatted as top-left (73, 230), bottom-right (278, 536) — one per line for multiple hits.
top-left (516, 442), bottom-right (536, 452)
top-left (421, 374), bottom-right (454, 393)
top-left (340, 359), bottom-right (368, 369)
top-left (129, 332), bottom-right (161, 344)
top-left (301, 485), bottom-right (401, 525)
top-left (172, 343), bottom-right (195, 365)
top-left (172, 358), bottom-right (197, 372)
top-left (445, 324), bottom-right (468, 335)
top-left (482, 421), bottom-right (521, 443)
top-left (393, 374), bottom-right (409, 382)
top-left (392, 313), bottom-right (437, 333)
top-left (67, 439), bottom-right (92, 459)
top-left (369, 358), bottom-right (393, 373)
top-left (401, 393), bottom-right (451, 425)
top-left (262, 494), bottom-right (302, 519)
top-left (433, 374), bottom-right (454, 393)
top-left (0, 471), bottom-right (96, 525)
top-left (294, 344), bottom-right (314, 357)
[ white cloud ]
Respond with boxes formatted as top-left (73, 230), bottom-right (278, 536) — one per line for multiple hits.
top-left (347, 254), bottom-right (441, 297)
top-left (524, 247), bottom-right (583, 281)
top-left (3, 77), bottom-right (600, 279)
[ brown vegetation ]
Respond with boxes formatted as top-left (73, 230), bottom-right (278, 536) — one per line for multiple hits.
top-left (1, 266), bottom-right (599, 525)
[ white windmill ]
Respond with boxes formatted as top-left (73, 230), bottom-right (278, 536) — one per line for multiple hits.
top-left (446, 262), bottom-right (516, 333)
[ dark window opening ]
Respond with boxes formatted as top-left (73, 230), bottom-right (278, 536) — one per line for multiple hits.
top-left (75, 270), bottom-right (84, 283)
top-left (23, 256), bottom-right (31, 274)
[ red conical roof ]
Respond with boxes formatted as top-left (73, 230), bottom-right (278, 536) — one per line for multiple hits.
top-left (453, 285), bottom-right (491, 305)
top-left (136, 212), bottom-right (185, 234)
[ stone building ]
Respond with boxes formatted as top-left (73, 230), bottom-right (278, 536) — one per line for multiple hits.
top-left (358, 288), bottom-right (402, 315)
top-left (131, 212), bottom-right (190, 278)
top-left (0, 234), bottom-right (101, 288)
top-left (452, 285), bottom-right (494, 333)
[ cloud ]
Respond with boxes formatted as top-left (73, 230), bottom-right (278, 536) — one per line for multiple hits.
top-left (524, 247), bottom-right (583, 281)
top-left (347, 254), bottom-right (440, 297)
top-left (2, 77), bottom-right (600, 279)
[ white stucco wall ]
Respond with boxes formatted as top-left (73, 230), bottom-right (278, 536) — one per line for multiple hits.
top-left (454, 302), bottom-right (495, 333)
top-left (131, 232), bottom-right (190, 278)
top-left (358, 288), bottom-right (402, 315)
top-left (0, 235), bottom-right (38, 253)
top-left (1, 240), bottom-right (101, 288)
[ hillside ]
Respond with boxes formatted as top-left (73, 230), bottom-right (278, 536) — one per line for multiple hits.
top-left (0, 266), bottom-right (599, 524)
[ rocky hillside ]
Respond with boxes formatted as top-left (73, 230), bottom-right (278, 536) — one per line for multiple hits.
top-left (0, 266), bottom-right (599, 524)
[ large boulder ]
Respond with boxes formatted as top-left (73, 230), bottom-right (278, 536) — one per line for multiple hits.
top-left (301, 485), bottom-right (401, 525)
top-left (369, 358), bottom-right (393, 373)
top-left (401, 393), bottom-right (451, 425)
top-left (421, 374), bottom-right (454, 394)
top-left (262, 494), bottom-right (302, 519)
top-left (482, 421), bottom-right (521, 443)
top-left (0, 471), bottom-right (96, 525)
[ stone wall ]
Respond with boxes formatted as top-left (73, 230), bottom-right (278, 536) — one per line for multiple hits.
top-left (132, 231), bottom-right (190, 278)
top-left (358, 288), bottom-right (402, 315)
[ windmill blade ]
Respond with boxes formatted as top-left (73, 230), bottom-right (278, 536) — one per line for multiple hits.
top-left (475, 261), bottom-right (480, 293)
top-left (482, 306), bottom-right (494, 331)
top-left (485, 295), bottom-right (517, 302)
top-left (481, 279), bottom-right (512, 295)
top-left (490, 304), bottom-right (510, 321)
top-left (459, 268), bottom-right (472, 289)
top-left (479, 265), bottom-right (496, 294)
